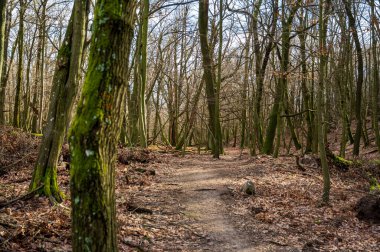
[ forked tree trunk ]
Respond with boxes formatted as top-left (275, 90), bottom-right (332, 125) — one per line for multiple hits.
top-left (29, 0), bottom-right (89, 203)
top-left (69, 0), bottom-right (137, 250)
top-left (263, 0), bottom-right (301, 154)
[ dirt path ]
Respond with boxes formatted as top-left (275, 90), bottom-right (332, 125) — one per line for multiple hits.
top-left (162, 153), bottom-right (296, 252)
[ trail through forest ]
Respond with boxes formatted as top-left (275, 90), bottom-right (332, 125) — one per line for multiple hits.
top-left (0, 127), bottom-right (379, 251)
top-left (120, 148), bottom-right (379, 251)
top-left (168, 156), bottom-right (268, 251)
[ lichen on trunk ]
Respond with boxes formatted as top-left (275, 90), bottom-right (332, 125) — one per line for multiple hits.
top-left (69, 0), bottom-right (137, 251)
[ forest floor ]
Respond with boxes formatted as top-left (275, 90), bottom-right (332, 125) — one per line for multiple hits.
top-left (0, 126), bottom-right (380, 251)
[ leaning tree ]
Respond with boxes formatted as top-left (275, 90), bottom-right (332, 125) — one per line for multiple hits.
top-left (29, 0), bottom-right (89, 203)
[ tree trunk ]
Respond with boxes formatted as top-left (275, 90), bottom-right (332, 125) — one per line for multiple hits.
top-left (138, 0), bottom-right (149, 148)
top-left (298, 12), bottom-right (313, 154)
top-left (23, 27), bottom-right (38, 130)
top-left (371, 0), bottom-right (380, 151)
top-left (0, 0), bottom-right (8, 124)
top-left (318, 0), bottom-right (331, 203)
top-left (342, 0), bottom-right (364, 156)
top-left (13, 0), bottom-right (26, 128)
top-left (199, 0), bottom-right (223, 158)
top-left (69, 0), bottom-right (137, 250)
top-left (29, 0), bottom-right (89, 203)
top-left (263, 0), bottom-right (301, 154)
top-left (38, 1), bottom-right (47, 133)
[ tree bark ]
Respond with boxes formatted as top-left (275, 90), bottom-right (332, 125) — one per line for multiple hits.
top-left (29, 0), bottom-right (89, 203)
top-left (263, 0), bottom-right (301, 154)
top-left (13, 0), bottom-right (26, 128)
top-left (199, 0), bottom-right (223, 158)
top-left (0, 0), bottom-right (8, 124)
top-left (318, 0), bottom-right (331, 203)
top-left (371, 0), bottom-right (380, 151)
top-left (342, 0), bottom-right (364, 156)
top-left (69, 0), bottom-right (137, 250)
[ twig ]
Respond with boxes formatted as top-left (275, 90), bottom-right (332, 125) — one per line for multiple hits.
top-left (0, 152), bottom-right (34, 171)
top-left (122, 239), bottom-right (145, 252)
top-left (280, 109), bottom-right (315, 118)
top-left (0, 184), bottom-right (44, 209)
top-left (194, 188), bottom-right (216, 191)
top-left (36, 236), bottom-right (61, 244)
top-left (266, 240), bottom-right (289, 246)
top-left (0, 221), bottom-right (17, 228)
top-left (296, 156), bottom-right (306, 172)
top-left (127, 204), bottom-right (153, 214)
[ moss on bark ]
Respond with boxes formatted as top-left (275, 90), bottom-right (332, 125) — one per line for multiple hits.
top-left (29, 0), bottom-right (88, 203)
top-left (69, 0), bottom-right (137, 251)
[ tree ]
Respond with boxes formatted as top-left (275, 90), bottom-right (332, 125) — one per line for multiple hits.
top-left (371, 0), bottom-right (380, 151)
top-left (0, 0), bottom-right (6, 97)
top-left (318, 0), bottom-right (331, 203)
top-left (69, 0), bottom-right (137, 250)
top-left (263, 0), bottom-right (301, 154)
top-left (199, 0), bottom-right (223, 158)
top-left (13, 0), bottom-right (26, 128)
top-left (29, 0), bottom-right (89, 203)
top-left (0, 7), bottom-right (12, 125)
top-left (138, 0), bottom-right (149, 147)
top-left (342, 0), bottom-right (364, 156)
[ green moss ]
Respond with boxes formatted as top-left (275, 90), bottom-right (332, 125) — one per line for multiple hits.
top-left (30, 164), bottom-right (64, 203)
top-left (334, 156), bottom-right (353, 166)
top-left (31, 133), bottom-right (43, 137)
top-left (369, 176), bottom-right (380, 192)
top-left (370, 159), bottom-right (380, 166)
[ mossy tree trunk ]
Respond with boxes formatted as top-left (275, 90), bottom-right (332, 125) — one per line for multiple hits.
top-left (69, 0), bottom-right (137, 250)
top-left (29, 0), bottom-right (89, 203)
top-left (199, 0), bottom-right (223, 158)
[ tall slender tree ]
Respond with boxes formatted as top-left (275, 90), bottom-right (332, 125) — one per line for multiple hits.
top-left (199, 0), bottom-right (223, 158)
top-left (13, 0), bottom-right (26, 128)
top-left (342, 0), bottom-right (364, 156)
top-left (318, 0), bottom-right (331, 203)
top-left (370, 0), bottom-right (380, 151)
top-left (138, 0), bottom-right (149, 148)
top-left (69, 0), bottom-right (137, 250)
top-left (0, 0), bottom-right (6, 94)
